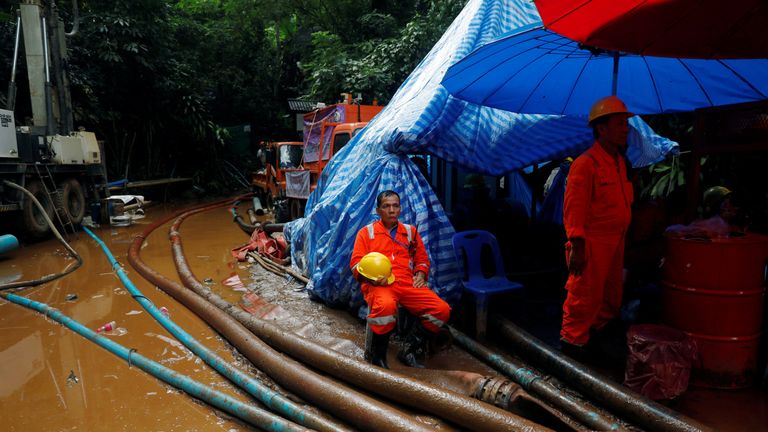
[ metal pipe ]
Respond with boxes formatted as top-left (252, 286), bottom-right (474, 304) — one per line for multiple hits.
top-left (0, 292), bottom-right (309, 432)
top-left (449, 326), bottom-right (627, 431)
top-left (41, 15), bottom-right (56, 135)
top-left (248, 251), bottom-right (307, 284)
top-left (493, 316), bottom-right (713, 432)
top-left (166, 203), bottom-right (549, 432)
top-left (253, 196), bottom-right (265, 216)
top-left (247, 208), bottom-right (259, 224)
top-left (81, 226), bottom-right (350, 432)
top-left (7, 14), bottom-right (21, 110)
top-left (128, 200), bottom-right (433, 432)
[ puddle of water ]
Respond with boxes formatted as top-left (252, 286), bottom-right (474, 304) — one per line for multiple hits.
top-left (0, 203), bottom-right (254, 431)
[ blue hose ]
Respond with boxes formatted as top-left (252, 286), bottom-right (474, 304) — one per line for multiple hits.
top-left (0, 234), bottom-right (19, 254)
top-left (0, 292), bottom-right (307, 432)
top-left (81, 227), bottom-right (343, 431)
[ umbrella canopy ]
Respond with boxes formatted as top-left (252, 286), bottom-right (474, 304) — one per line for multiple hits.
top-left (535, 0), bottom-right (768, 59)
top-left (441, 24), bottom-right (768, 117)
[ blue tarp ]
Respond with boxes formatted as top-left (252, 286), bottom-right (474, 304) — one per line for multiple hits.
top-left (284, 0), bottom-right (678, 314)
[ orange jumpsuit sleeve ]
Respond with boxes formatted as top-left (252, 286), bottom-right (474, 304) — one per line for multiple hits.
top-left (350, 228), bottom-right (370, 278)
top-left (412, 230), bottom-right (430, 277)
top-left (563, 155), bottom-right (594, 240)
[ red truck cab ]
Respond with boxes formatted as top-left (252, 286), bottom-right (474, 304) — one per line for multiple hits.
top-left (252, 101), bottom-right (383, 220)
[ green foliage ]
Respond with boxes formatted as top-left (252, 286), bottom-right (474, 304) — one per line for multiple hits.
top-left (642, 154), bottom-right (686, 199)
top-left (300, 0), bottom-right (466, 103)
top-left (0, 0), bottom-right (465, 187)
top-left (640, 153), bottom-right (708, 200)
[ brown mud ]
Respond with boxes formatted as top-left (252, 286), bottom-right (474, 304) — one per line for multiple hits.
top-left (1, 200), bottom-right (765, 431)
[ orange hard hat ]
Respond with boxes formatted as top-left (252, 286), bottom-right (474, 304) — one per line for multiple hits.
top-left (588, 95), bottom-right (634, 126)
top-left (357, 252), bottom-right (395, 284)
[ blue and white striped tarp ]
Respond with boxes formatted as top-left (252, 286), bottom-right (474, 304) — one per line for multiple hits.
top-left (284, 0), bottom-right (678, 313)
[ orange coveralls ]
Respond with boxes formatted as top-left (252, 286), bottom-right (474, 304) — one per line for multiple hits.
top-left (350, 220), bottom-right (451, 335)
top-left (562, 142), bottom-right (633, 345)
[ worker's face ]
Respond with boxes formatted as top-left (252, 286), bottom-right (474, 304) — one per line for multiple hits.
top-left (376, 195), bottom-right (401, 226)
top-left (598, 114), bottom-right (630, 153)
top-left (719, 196), bottom-right (738, 222)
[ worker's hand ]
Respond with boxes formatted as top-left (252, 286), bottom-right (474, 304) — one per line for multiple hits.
top-left (567, 238), bottom-right (586, 276)
top-left (373, 275), bottom-right (389, 286)
top-left (413, 271), bottom-right (427, 288)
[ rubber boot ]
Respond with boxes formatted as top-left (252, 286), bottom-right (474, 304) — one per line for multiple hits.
top-left (397, 322), bottom-right (431, 368)
top-left (364, 324), bottom-right (390, 369)
top-left (559, 338), bottom-right (591, 364)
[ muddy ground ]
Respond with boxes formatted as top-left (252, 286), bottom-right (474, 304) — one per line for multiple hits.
top-left (0, 200), bottom-right (765, 431)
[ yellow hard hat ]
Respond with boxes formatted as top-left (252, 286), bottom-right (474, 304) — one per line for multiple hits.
top-left (357, 252), bottom-right (395, 284)
top-left (588, 95), bottom-right (634, 126)
top-left (703, 186), bottom-right (732, 214)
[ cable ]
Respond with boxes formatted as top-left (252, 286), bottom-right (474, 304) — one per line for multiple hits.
top-left (1, 180), bottom-right (82, 290)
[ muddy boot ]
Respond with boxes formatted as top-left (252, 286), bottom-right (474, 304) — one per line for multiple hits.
top-left (364, 324), bottom-right (391, 369)
top-left (560, 339), bottom-right (594, 365)
top-left (397, 322), bottom-right (431, 368)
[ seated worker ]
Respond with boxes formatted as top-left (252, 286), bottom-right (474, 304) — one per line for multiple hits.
top-left (665, 186), bottom-right (744, 238)
top-left (350, 190), bottom-right (451, 369)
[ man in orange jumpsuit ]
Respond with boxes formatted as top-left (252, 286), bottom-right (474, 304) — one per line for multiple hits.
top-left (561, 96), bottom-right (634, 358)
top-left (350, 190), bottom-right (451, 369)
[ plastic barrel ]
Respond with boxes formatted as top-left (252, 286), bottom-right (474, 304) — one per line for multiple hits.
top-left (0, 234), bottom-right (19, 254)
top-left (662, 234), bottom-right (768, 388)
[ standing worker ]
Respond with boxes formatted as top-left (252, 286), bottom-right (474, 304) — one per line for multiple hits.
top-left (560, 96), bottom-right (635, 359)
top-left (350, 190), bottom-right (451, 369)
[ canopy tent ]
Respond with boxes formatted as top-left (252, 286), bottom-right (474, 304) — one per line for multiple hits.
top-left (284, 0), bottom-right (678, 313)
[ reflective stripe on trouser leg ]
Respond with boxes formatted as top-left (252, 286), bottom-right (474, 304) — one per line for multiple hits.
top-left (396, 285), bottom-right (451, 333)
top-left (363, 284), bottom-right (399, 334)
top-left (368, 315), bottom-right (397, 327)
top-left (421, 314), bottom-right (445, 329)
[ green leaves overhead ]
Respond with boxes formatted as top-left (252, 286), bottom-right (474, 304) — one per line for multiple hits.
top-left (0, 0), bottom-right (464, 183)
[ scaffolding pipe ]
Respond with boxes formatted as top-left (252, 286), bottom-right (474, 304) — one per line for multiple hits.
top-left (449, 326), bottom-right (627, 431)
top-left (0, 292), bottom-right (309, 432)
top-left (81, 226), bottom-right (350, 432)
top-left (493, 316), bottom-right (713, 432)
top-left (7, 14), bottom-right (21, 110)
top-left (165, 203), bottom-right (550, 432)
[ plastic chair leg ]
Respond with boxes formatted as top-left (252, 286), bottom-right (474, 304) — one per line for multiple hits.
top-left (475, 294), bottom-right (489, 341)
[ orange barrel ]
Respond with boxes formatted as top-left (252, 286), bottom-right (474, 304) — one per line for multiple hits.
top-left (661, 234), bottom-right (768, 388)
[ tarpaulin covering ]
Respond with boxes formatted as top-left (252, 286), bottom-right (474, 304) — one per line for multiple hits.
top-left (284, 0), bottom-right (678, 313)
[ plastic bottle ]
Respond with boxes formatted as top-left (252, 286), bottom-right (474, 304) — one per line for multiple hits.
top-left (96, 320), bottom-right (116, 333)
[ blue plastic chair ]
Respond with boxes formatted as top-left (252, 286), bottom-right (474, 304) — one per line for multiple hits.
top-left (452, 230), bottom-right (523, 340)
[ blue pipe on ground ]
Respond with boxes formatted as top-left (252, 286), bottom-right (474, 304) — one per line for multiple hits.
top-left (0, 292), bottom-right (308, 432)
top-left (81, 226), bottom-right (348, 432)
top-left (0, 234), bottom-right (19, 254)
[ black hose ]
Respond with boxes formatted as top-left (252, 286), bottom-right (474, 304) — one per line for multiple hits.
top-left (231, 203), bottom-right (285, 236)
top-left (0, 180), bottom-right (82, 290)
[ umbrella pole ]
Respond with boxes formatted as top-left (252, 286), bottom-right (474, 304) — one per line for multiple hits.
top-left (612, 52), bottom-right (619, 96)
